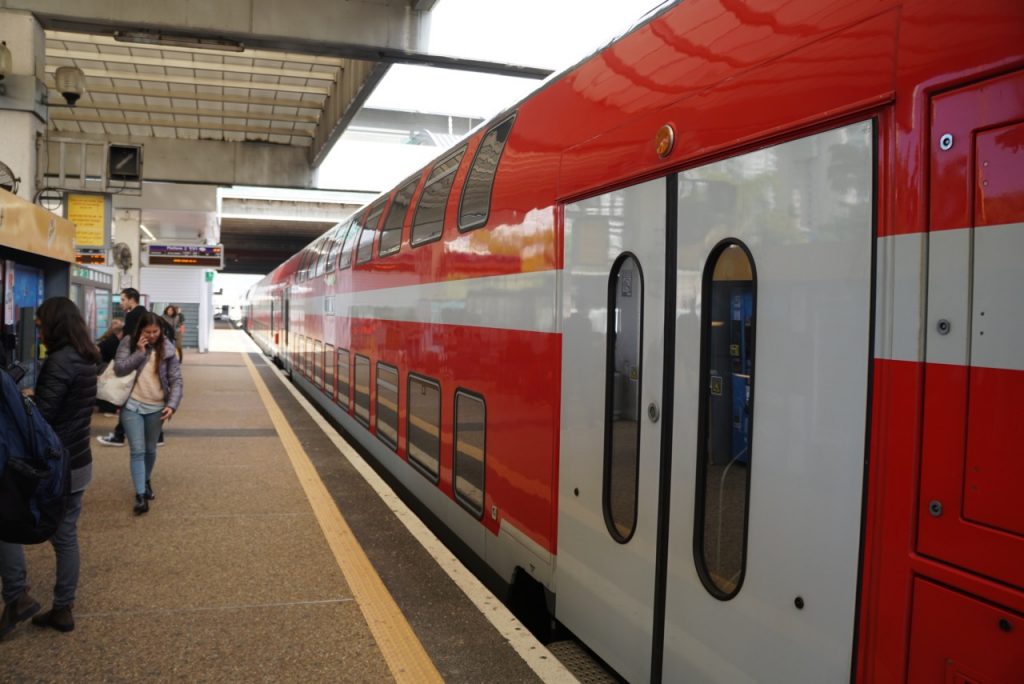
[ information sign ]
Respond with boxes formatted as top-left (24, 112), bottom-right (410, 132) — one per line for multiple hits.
top-left (65, 193), bottom-right (110, 249)
top-left (147, 244), bottom-right (224, 268)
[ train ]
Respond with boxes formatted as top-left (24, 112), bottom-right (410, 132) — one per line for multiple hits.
top-left (243, 0), bottom-right (1024, 681)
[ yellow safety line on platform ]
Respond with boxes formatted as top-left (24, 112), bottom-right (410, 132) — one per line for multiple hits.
top-left (242, 354), bottom-right (443, 684)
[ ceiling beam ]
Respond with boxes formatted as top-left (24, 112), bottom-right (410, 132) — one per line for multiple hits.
top-left (50, 112), bottom-right (316, 138)
top-left (68, 99), bottom-right (320, 124)
top-left (46, 82), bottom-right (325, 110)
top-left (311, 60), bottom-right (388, 168)
top-left (46, 49), bottom-right (340, 82)
top-left (43, 65), bottom-right (331, 95)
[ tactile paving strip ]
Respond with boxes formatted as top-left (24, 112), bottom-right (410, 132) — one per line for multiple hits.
top-left (547, 640), bottom-right (622, 683)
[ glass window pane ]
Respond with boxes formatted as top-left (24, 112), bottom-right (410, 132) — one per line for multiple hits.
top-left (379, 178), bottom-right (418, 257)
top-left (313, 236), bottom-right (329, 277)
top-left (339, 215), bottom-right (362, 270)
top-left (407, 375), bottom-right (441, 480)
top-left (325, 222), bottom-right (347, 273)
top-left (324, 344), bottom-right (335, 398)
top-left (357, 202), bottom-right (386, 265)
top-left (375, 363), bottom-right (399, 449)
top-left (337, 348), bottom-right (351, 410)
top-left (354, 354), bottom-right (370, 426)
top-left (411, 147), bottom-right (466, 246)
top-left (454, 391), bottom-right (485, 517)
top-left (605, 255), bottom-right (643, 542)
top-left (696, 242), bottom-right (755, 599)
top-left (459, 115), bottom-right (514, 231)
top-left (313, 340), bottom-right (323, 387)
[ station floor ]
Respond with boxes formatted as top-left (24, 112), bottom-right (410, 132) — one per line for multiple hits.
top-left (1, 328), bottom-right (577, 683)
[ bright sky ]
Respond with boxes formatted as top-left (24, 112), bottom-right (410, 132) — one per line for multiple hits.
top-left (318, 0), bottom-right (665, 191)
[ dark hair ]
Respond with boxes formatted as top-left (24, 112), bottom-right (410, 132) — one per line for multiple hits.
top-left (36, 297), bottom-right (100, 363)
top-left (163, 305), bottom-right (176, 317)
top-left (120, 288), bottom-right (140, 303)
top-left (131, 311), bottom-right (166, 365)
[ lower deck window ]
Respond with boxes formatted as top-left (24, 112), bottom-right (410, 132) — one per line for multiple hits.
top-left (454, 390), bottom-right (486, 517)
top-left (324, 344), bottom-right (336, 399)
top-left (354, 354), bottom-right (370, 426)
top-left (407, 375), bottom-right (441, 481)
top-left (337, 348), bottom-right (351, 410)
top-left (313, 340), bottom-right (323, 387)
top-left (376, 363), bottom-right (399, 449)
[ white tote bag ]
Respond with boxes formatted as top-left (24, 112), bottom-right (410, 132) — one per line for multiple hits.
top-left (96, 362), bottom-right (137, 406)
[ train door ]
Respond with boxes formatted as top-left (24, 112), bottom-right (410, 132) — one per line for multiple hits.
top-left (912, 71), bottom-right (1024, 680)
top-left (559, 178), bottom-right (667, 683)
top-left (661, 121), bottom-right (875, 681)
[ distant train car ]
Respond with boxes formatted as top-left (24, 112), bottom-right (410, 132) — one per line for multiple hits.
top-left (245, 0), bottom-right (1024, 680)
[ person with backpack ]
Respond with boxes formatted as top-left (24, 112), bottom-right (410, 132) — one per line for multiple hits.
top-left (114, 311), bottom-right (182, 514)
top-left (0, 297), bottom-right (98, 638)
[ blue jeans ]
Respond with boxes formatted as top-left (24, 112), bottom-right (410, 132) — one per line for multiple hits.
top-left (0, 491), bottom-right (85, 607)
top-left (121, 406), bottom-right (163, 495)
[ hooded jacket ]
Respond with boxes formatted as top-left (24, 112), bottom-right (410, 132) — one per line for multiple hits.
top-left (34, 345), bottom-right (97, 492)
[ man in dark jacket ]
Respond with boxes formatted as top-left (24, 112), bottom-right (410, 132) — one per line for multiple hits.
top-left (0, 297), bottom-right (98, 636)
top-left (97, 288), bottom-right (151, 447)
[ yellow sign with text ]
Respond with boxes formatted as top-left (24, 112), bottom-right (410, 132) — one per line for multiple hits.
top-left (0, 189), bottom-right (76, 263)
top-left (66, 193), bottom-right (108, 248)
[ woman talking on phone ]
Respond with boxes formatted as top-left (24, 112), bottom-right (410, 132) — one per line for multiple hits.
top-left (114, 311), bottom-right (183, 515)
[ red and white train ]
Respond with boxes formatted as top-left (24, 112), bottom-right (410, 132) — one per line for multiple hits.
top-left (244, 0), bottom-right (1024, 680)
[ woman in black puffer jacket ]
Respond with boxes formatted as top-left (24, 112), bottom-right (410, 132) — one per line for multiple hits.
top-left (0, 297), bottom-right (98, 637)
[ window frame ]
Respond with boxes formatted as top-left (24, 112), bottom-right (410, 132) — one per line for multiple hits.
top-left (453, 388), bottom-right (486, 519)
top-left (338, 212), bottom-right (363, 271)
top-left (324, 343), bottom-right (336, 400)
top-left (336, 347), bottom-right (351, 411)
top-left (313, 339), bottom-right (324, 388)
top-left (378, 175), bottom-right (420, 259)
top-left (602, 252), bottom-right (645, 544)
top-left (692, 237), bottom-right (758, 602)
top-left (410, 145), bottom-right (468, 249)
top-left (406, 373), bottom-right (441, 483)
top-left (324, 223), bottom-right (346, 274)
top-left (357, 200), bottom-right (387, 265)
top-left (458, 113), bottom-right (516, 232)
top-left (353, 353), bottom-right (371, 427)
top-left (374, 362), bottom-right (400, 451)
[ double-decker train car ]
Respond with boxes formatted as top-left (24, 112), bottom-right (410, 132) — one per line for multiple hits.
top-left (244, 0), bottom-right (1024, 680)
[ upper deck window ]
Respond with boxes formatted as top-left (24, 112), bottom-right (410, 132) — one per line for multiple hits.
top-left (379, 177), bottom-right (419, 258)
top-left (339, 212), bottom-right (363, 270)
top-left (357, 201), bottom-right (387, 265)
top-left (459, 115), bottom-right (515, 231)
top-left (411, 146), bottom-right (467, 247)
top-left (324, 222), bottom-right (346, 274)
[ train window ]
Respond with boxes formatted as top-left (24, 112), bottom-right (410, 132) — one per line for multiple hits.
top-left (375, 363), bottom-right (399, 450)
top-left (379, 177), bottom-right (418, 258)
top-left (407, 374), bottom-right (441, 481)
top-left (695, 240), bottom-right (756, 600)
top-left (411, 146), bottom-right (467, 247)
top-left (459, 114), bottom-right (515, 231)
top-left (297, 249), bottom-right (311, 282)
top-left (326, 220), bottom-right (350, 273)
top-left (313, 237), bottom-right (329, 278)
top-left (453, 390), bottom-right (486, 518)
top-left (357, 201), bottom-right (387, 265)
top-left (297, 336), bottom-right (305, 375)
top-left (337, 348), bottom-right (351, 410)
top-left (304, 337), bottom-right (311, 377)
top-left (324, 344), bottom-right (336, 400)
top-left (604, 254), bottom-right (643, 543)
top-left (339, 213), bottom-right (363, 270)
top-left (354, 354), bottom-right (371, 426)
top-left (313, 340), bottom-right (323, 388)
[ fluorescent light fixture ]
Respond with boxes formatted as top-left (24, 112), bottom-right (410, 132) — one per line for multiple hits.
top-left (113, 31), bottom-right (244, 53)
top-left (140, 224), bottom-right (156, 241)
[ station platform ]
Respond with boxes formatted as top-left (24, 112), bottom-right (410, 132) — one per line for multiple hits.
top-left (1, 328), bottom-right (578, 683)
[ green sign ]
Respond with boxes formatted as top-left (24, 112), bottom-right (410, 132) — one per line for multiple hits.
top-left (205, 271), bottom-right (215, 282)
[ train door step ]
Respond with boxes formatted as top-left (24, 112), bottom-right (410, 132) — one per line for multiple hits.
top-left (547, 640), bottom-right (622, 683)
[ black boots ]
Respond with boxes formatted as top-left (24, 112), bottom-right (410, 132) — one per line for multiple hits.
top-left (144, 480), bottom-right (155, 500)
top-left (0, 590), bottom-right (40, 640)
top-left (133, 494), bottom-right (149, 515)
top-left (32, 605), bottom-right (75, 633)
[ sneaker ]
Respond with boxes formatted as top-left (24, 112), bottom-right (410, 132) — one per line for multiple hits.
top-left (31, 605), bottom-right (74, 633)
top-left (0, 590), bottom-right (41, 640)
top-left (97, 433), bottom-right (125, 447)
top-left (156, 438), bottom-right (166, 447)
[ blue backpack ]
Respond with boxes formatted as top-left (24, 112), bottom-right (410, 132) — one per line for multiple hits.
top-left (0, 366), bottom-right (70, 544)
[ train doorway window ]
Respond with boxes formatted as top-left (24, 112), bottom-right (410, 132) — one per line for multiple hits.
top-left (411, 145), bottom-right (467, 246)
top-left (324, 344), bottom-right (336, 400)
top-left (379, 177), bottom-right (419, 258)
top-left (695, 240), bottom-right (756, 600)
top-left (376, 363), bottom-right (399, 450)
top-left (454, 390), bottom-right (486, 518)
top-left (354, 354), bottom-right (371, 426)
top-left (337, 348), bottom-right (351, 411)
top-left (604, 253), bottom-right (644, 543)
top-left (459, 114), bottom-right (516, 231)
top-left (407, 374), bottom-right (441, 482)
top-left (357, 201), bottom-right (387, 265)
top-left (313, 340), bottom-right (324, 387)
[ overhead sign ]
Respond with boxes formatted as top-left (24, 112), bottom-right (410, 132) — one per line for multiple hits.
top-left (147, 244), bottom-right (224, 268)
top-left (65, 192), bottom-right (111, 250)
top-left (75, 252), bottom-right (108, 266)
